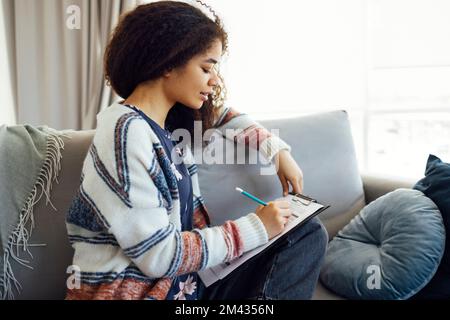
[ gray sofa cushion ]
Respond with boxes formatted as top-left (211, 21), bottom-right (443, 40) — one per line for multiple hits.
top-left (198, 110), bottom-right (366, 238)
top-left (320, 189), bottom-right (445, 300)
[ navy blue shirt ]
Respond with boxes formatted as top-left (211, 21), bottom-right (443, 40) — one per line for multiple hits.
top-left (124, 105), bottom-right (197, 300)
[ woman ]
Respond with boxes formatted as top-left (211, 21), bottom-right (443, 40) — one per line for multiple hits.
top-left (65, 0), bottom-right (328, 300)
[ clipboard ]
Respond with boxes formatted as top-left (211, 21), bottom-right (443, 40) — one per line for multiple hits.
top-left (283, 191), bottom-right (329, 228)
top-left (198, 192), bottom-right (330, 287)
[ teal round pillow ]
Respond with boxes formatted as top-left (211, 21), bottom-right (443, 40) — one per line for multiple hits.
top-left (320, 189), bottom-right (445, 299)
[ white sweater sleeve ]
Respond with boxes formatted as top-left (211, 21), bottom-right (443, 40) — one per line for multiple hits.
top-left (81, 114), bottom-right (268, 278)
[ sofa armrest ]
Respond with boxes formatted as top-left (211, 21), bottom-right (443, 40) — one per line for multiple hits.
top-left (362, 173), bottom-right (417, 204)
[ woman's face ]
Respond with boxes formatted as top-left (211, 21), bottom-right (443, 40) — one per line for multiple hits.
top-left (165, 39), bottom-right (222, 109)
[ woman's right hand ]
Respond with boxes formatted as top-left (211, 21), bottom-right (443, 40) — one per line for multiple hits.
top-left (255, 201), bottom-right (292, 239)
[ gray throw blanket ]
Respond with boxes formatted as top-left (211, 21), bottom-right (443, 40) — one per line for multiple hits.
top-left (0, 125), bottom-right (66, 299)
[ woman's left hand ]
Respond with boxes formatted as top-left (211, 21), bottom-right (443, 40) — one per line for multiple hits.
top-left (274, 150), bottom-right (304, 196)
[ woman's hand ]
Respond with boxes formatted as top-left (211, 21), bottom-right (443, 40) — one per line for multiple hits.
top-left (274, 150), bottom-right (304, 196)
top-left (255, 201), bottom-right (292, 239)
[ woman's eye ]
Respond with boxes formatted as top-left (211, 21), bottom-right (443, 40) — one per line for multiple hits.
top-left (202, 68), bottom-right (211, 74)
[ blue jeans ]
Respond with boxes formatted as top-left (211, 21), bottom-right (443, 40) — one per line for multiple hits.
top-left (198, 216), bottom-right (329, 300)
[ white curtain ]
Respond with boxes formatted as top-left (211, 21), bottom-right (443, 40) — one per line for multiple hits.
top-left (4, 0), bottom-right (142, 130)
top-left (0, 0), bottom-right (17, 126)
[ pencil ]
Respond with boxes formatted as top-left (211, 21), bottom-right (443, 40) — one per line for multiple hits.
top-left (235, 187), bottom-right (268, 206)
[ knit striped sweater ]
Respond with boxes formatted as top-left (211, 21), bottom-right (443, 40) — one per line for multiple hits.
top-left (65, 102), bottom-right (291, 300)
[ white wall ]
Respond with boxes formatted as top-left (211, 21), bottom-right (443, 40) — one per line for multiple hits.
top-left (210, 0), bottom-right (366, 119)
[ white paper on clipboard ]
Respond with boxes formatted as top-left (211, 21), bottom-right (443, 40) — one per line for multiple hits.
top-left (198, 194), bottom-right (327, 287)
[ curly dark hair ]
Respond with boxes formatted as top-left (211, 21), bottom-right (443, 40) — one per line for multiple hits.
top-left (104, 0), bottom-right (228, 137)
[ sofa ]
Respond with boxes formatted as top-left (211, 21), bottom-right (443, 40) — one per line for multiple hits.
top-left (6, 110), bottom-right (416, 300)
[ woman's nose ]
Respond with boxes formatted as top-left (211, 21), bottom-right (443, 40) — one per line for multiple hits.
top-left (208, 71), bottom-right (221, 87)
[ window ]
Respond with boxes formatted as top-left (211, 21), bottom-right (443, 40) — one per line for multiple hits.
top-left (366, 0), bottom-right (450, 178)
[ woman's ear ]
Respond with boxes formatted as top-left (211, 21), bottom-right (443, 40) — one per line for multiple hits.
top-left (163, 67), bottom-right (175, 78)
